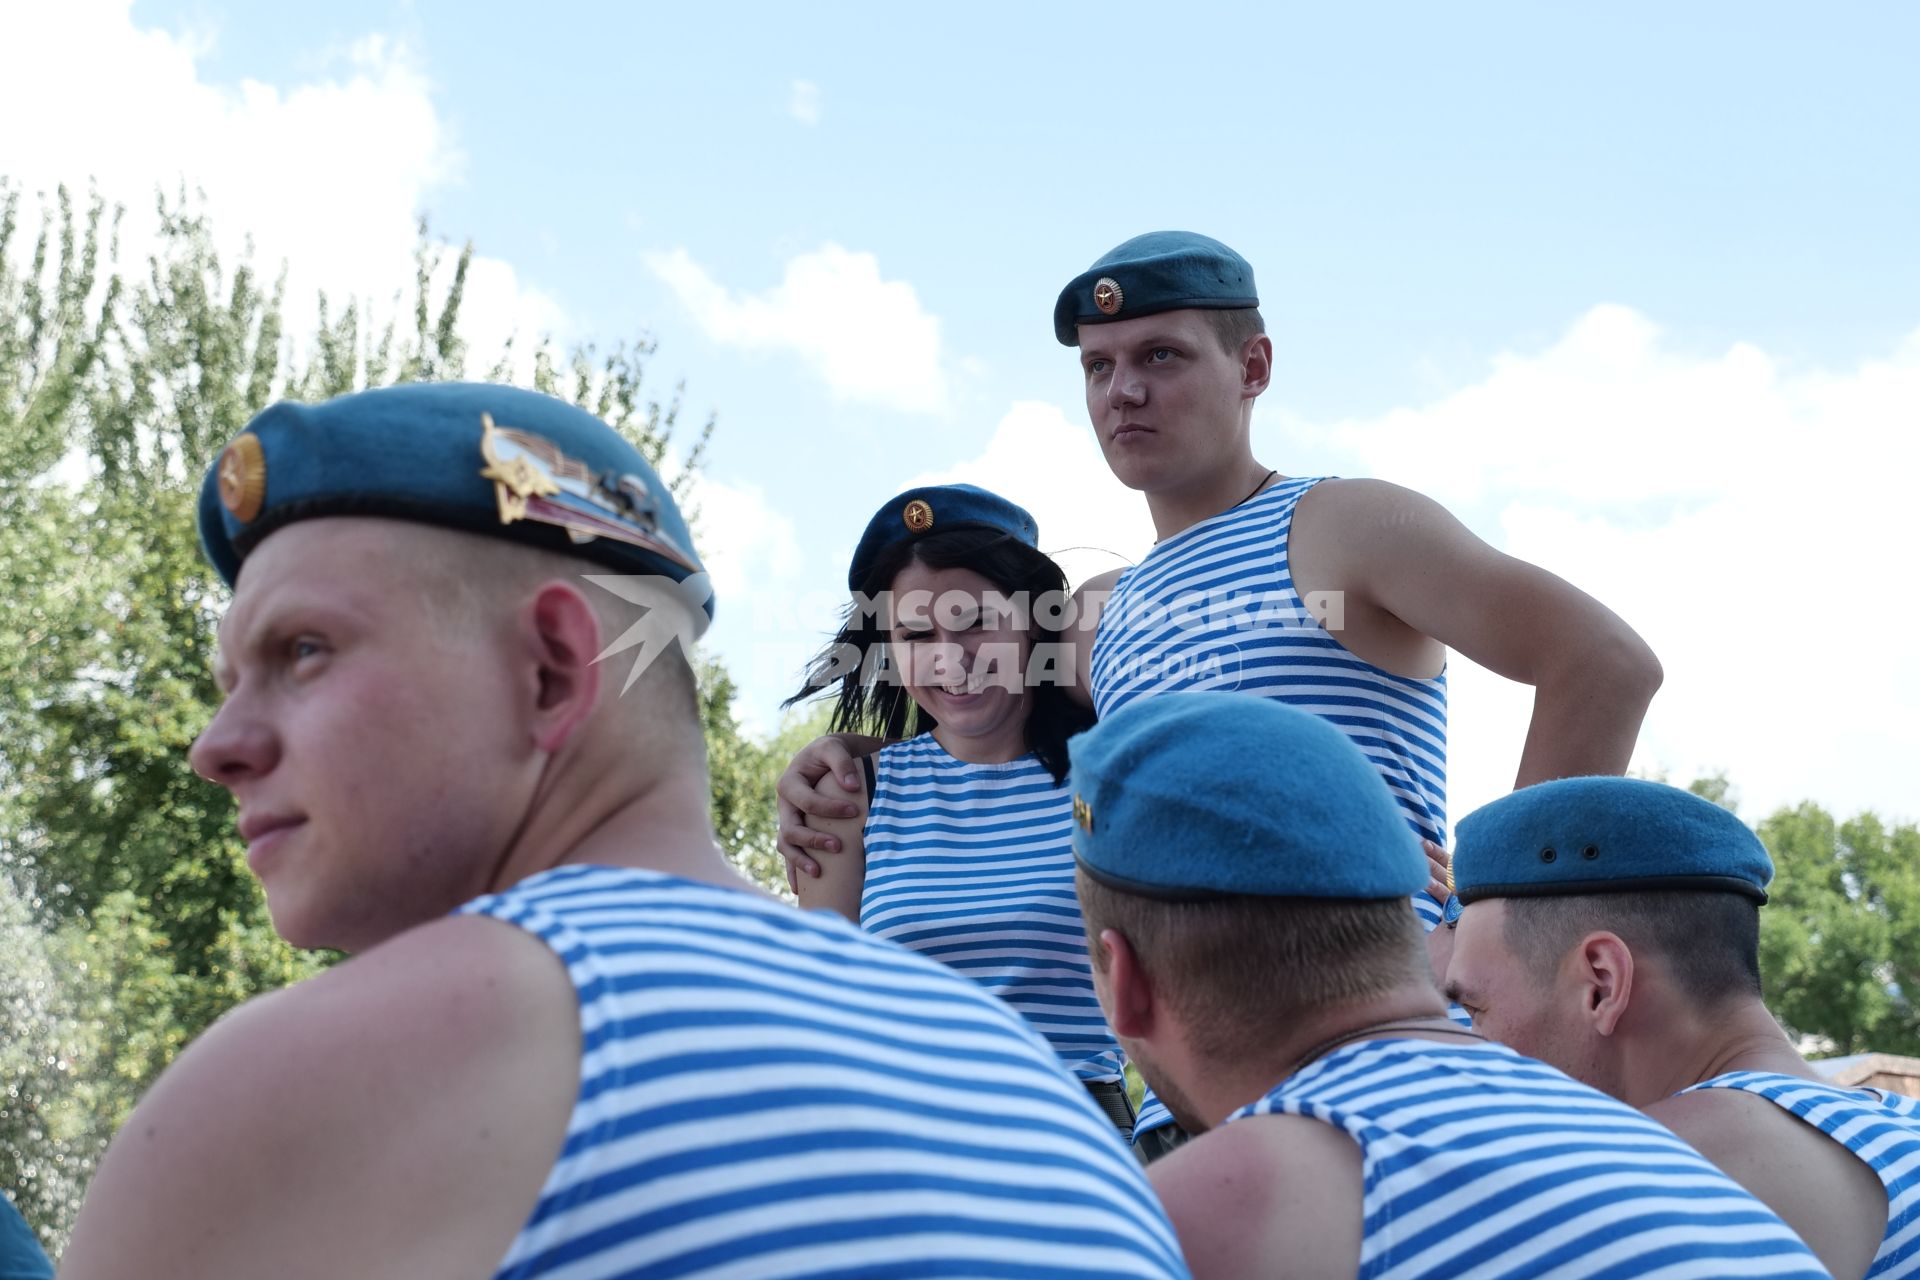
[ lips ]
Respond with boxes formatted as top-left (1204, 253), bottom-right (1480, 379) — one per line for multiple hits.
top-left (1111, 423), bottom-right (1153, 443)
top-left (238, 812), bottom-right (305, 843)
top-left (938, 670), bottom-right (993, 698)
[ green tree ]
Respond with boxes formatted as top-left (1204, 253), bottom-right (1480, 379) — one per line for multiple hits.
top-left (0, 180), bottom-right (783, 1252)
top-left (1758, 801), bottom-right (1920, 1055)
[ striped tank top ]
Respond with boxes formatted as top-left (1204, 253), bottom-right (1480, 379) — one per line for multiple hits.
top-left (460, 865), bottom-right (1187, 1279)
top-left (862, 735), bottom-right (1125, 1083)
top-left (1089, 476), bottom-right (1448, 857)
top-left (1687, 1069), bottom-right (1920, 1277)
top-left (1230, 1038), bottom-right (1827, 1278)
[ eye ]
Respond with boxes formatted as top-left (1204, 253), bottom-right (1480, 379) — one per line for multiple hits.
top-left (1148, 347), bottom-right (1175, 363)
top-left (894, 628), bottom-right (931, 643)
top-left (1085, 358), bottom-right (1111, 376)
top-left (287, 635), bottom-right (328, 665)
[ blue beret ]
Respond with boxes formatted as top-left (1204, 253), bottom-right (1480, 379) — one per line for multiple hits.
top-left (197, 382), bottom-right (710, 624)
top-left (847, 484), bottom-right (1039, 591)
top-left (1068, 694), bottom-right (1427, 900)
top-left (1053, 231), bottom-right (1259, 346)
top-left (1452, 777), bottom-right (1772, 905)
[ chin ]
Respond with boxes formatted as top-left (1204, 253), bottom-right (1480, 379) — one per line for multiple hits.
top-left (1098, 452), bottom-right (1154, 493)
top-left (265, 902), bottom-right (335, 953)
top-left (265, 888), bottom-right (372, 955)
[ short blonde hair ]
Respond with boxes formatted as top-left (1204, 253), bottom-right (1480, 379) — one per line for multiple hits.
top-left (400, 523), bottom-right (703, 733)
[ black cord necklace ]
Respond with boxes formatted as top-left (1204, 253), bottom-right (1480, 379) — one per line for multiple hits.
top-left (1239, 468), bottom-right (1278, 507)
top-left (1286, 1016), bottom-right (1486, 1078)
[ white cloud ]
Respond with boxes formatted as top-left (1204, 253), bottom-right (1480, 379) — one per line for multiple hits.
top-left (0, 0), bottom-right (563, 377)
top-left (682, 471), bottom-right (815, 734)
top-left (787, 79), bottom-right (822, 126)
top-left (901, 400), bottom-right (1155, 588)
top-left (1281, 307), bottom-right (1920, 828)
top-left (684, 472), bottom-right (806, 607)
top-left (645, 243), bottom-right (948, 413)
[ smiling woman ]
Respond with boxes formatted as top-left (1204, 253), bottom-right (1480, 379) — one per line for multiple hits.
top-left (781, 485), bottom-right (1140, 1135)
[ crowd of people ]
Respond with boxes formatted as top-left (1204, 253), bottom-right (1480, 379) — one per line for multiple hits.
top-left (32, 232), bottom-right (1916, 1277)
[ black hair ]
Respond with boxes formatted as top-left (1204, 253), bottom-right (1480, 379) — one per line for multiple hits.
top-left (1502, 890), bottom-right (1763, 1006)
top-left (784, 526), bottom-right (1093, 782)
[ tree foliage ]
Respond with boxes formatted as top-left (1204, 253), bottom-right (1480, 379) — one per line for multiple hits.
top-left (1758, 802), bottom-right (1920, 1055)
top-left (0, 181), bottom-right (782, 1254)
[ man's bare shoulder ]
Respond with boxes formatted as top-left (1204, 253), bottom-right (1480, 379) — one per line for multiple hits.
top-left (1647, 1086), bottom-right (1886, 1278)
top-left (61, 913), bottom-right (579, 1280)
top-left (1148, 1112), bottom-right (1363, 1280)
top-left (1295, 476), bottom-right (1448, 538)
top-left (1645, 1084), bottom-right (1799, 1162)
top-left (1074, 566), bottom-right (1127, 609)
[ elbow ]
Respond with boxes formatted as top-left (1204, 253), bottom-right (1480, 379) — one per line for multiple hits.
top-left (1589, 624), bottom-right (1663, 710)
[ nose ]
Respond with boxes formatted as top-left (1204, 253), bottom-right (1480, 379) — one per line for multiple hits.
top-left (1107, 361), bottom-right (1145, 410)
top-left (189, 693), bottom-right (281, 787)
top-left (916, 641), bottom-right (968, 684)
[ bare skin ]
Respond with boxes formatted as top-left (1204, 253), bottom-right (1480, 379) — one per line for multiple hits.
top-left (60, 520), bottom-right (753, 1280)
top-left (778, 307), bottom-right (1660, 874)
top-left (1646, 1088), bottom-right (1885, 1280)
top-left (1447, 899), bottom-right (1889, 1280)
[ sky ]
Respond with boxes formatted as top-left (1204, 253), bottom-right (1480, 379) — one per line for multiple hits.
top-left (3, 0), bottom-right (1916, 830)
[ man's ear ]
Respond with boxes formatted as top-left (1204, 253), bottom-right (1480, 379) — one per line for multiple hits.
top-left (522, 581), bottom-right (603, 753)
top-left (1572, 932), bottom-right (1635, 1038)
top-left (1241, 333), bottom-right (1273, 399)
top-left (1099, 927), bottom-right (1156, 1040)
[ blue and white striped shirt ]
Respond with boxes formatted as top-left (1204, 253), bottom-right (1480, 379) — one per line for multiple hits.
top-left (1687, 1069), bottom-right (1920, 1277)
top-left (1231, 1038), bottom-right (1827, 1278)
top-left (862, 736), bottom-right (1125, 1084)
top-left (460, 865), bottom-right (1187, 1280)
top-left (1091, 477), bottom-right (1457, 1134)
top-left (1090, 476), bottom-right (1448, 862)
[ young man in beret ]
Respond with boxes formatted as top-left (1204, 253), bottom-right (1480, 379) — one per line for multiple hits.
top-left (1445, 776), bottom-right (1920, 1280)
top-left (1068, 693), bottom-right (1823, 1278)
top-left (58, 383), bottom-right (1189, 1280)
top-left (782, 230), bottom-right (1661, 1149)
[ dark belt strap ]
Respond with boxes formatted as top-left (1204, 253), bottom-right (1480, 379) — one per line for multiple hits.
top-left (1085, 1079), bottom-right (1136, 1134)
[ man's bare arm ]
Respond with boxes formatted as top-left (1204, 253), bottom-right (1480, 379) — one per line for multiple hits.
top-left (1304, 479), bottom-right (1662, 786)
top-left (60, 917), bottom-right (578, 1280)
top-left (775, 733), bottom-right (885, 883)
top-left (1061, 567), bottom-right (1122, 712)
top-left (1147, 1115), bottom-right (1362, 1280)
top-left (796, 770), bottom-right (869, 920)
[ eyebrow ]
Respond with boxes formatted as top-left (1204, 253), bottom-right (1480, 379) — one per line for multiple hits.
top-left (213, 593), bottom-right (372, 691)
top-left (1081, 333), bottom-right (1187, 359)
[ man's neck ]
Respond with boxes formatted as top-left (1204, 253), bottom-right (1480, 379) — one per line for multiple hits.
top-left (1144, 458), bottom-right (1277, 542)
top-left (490, 751), bottom-right (759, 899)
top-left (1627, 995), bottom-right (1816, 1105)
top-left (1181, 984), bottom-right (1461, 1129)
